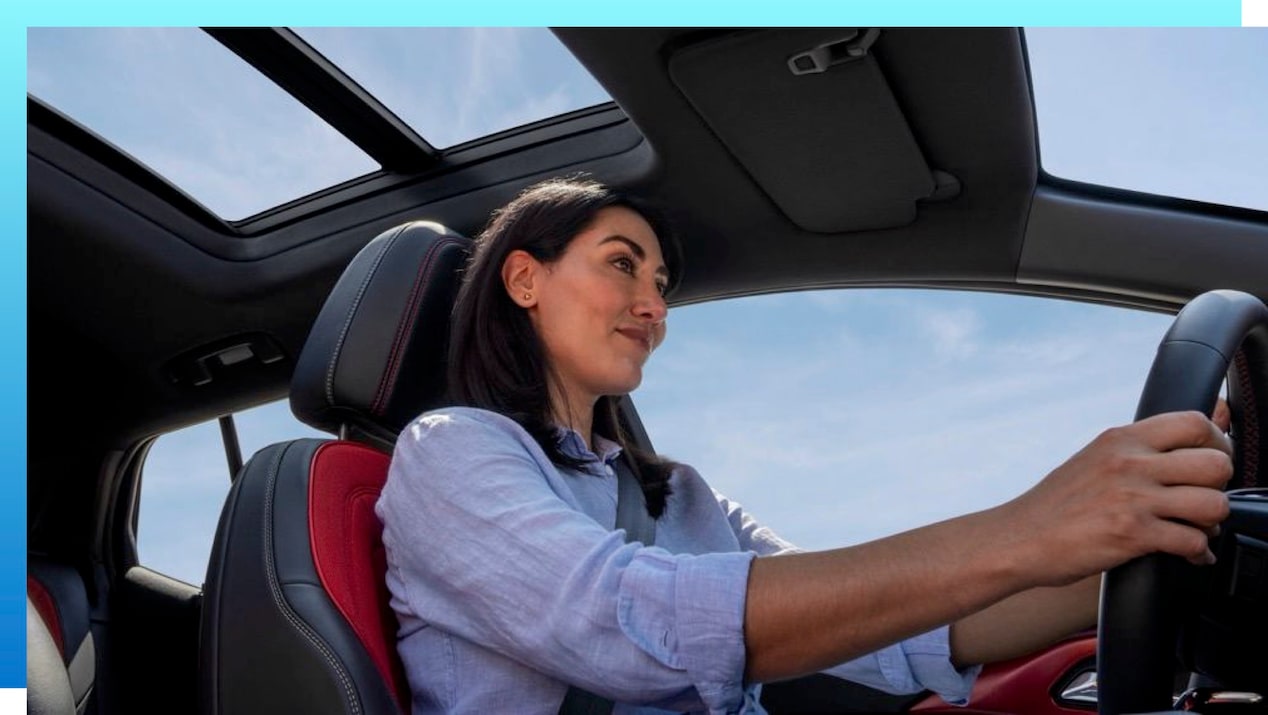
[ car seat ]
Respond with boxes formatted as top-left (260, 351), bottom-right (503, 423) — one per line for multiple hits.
top-left (28, 557), bottom-right (96, 715)
top-left (198, 221), bottom-right (471, 714)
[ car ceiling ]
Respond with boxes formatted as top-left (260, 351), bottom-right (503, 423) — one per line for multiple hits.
top-left (27, 26), bottom-right (1268, 457)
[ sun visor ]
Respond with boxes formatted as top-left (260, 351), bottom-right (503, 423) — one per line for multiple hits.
top-left (670, 29), bottom-right (954, 233)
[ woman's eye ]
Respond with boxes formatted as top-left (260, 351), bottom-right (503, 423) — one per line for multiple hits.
top-left (656, 282), bottom-right (669, 296)
top-left (612, 256), bottom-right (635, 274)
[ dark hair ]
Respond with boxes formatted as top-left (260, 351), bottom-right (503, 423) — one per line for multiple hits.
top-left (447, 177), bottom-right (679, 517)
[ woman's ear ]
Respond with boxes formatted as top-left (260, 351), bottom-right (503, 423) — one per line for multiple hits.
top-left (502, 249), bottom-right (540, 308)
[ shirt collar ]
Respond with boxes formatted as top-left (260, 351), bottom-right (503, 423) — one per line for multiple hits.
top-left (555, 427), bottom-right (624, 465)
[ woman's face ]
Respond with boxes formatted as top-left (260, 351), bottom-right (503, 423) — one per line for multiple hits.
top-left (506, 205), bottom-right (670, 414)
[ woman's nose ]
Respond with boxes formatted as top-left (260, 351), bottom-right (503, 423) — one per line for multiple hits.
top-left (635, 283), bottom-right (668, 323)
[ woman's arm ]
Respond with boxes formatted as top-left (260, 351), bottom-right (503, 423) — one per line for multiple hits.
top-left (743, 410), bottom-right (1231, 682)
top-left (943, 400), bottom-right (1232, 669)
top-left (949, 574), bottom-right (1099, 668)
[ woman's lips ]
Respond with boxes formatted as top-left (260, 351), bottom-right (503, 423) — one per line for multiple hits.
top-left (616, 326), bottom-right (653, 352)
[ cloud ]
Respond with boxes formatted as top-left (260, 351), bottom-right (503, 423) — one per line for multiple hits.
top-left (136, 289), bottom-right (1173, 584)
top-left (637, 289), bottom-right (1172, 551)
top-left (295, 27), bottom-right (608, 149)
top-left (918, 305), bottom-right (982, 360)
top-left (28, 27), bottom-right (614, 217)
top-left (27, 28), bottom-right (377, 219)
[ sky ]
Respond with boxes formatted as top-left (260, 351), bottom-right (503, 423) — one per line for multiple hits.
top-left (25, 27), bottom-right (1267, 585)
top-left (25, 27), bottom-right (611, 220)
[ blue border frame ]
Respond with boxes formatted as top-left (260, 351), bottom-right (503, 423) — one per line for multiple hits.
top-left (3, 0), bottom-right (1247, 691)
top-left (15, 0), bottom-right (1248, 26)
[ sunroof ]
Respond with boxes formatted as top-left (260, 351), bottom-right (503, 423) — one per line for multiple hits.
top-left (27, 28), bottom-right (614, 221)
top-left (27, 27), bottom-right (380, 221)
top-left (293, 27), bottom-right (612, 149)
top-left (1025, 28), bottom-right (1268, 212)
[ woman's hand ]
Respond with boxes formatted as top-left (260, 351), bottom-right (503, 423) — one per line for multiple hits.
top-left (1000, 410), bottom-right (1233, 589)
top-left (1214, 397), bottom-right (1231, 432)
top-left (950, 399), bottom-right (1235, 667)
top-left (745, 408), bottom-right (1233, 683)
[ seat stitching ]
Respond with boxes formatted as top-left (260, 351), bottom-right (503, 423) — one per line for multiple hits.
top-left (370, 237), bottom-right (445, 414)
top-left (262, 444), bottom-right (363, 715)
top-left (372, 237), bottom-right (464, 415)
top-left (325, 224), bottom-right (412, 409)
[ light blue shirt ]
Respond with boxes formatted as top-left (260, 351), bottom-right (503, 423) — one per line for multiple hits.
top-left (378, 407), bottom-right (978, 714)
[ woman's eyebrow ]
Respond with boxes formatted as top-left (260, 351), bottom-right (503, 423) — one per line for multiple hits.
top-left (599, 235), bottom-right (670, 277)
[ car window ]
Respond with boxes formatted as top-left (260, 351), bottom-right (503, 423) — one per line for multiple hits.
top-left (137, 400), bottom-right (326, 585)
top-left (135, 290), bottom-right (1180, 581)
top-left (635, 289), bottom-right (1175, 550)
top-left (1025, 27), bottom-right (1268, 212)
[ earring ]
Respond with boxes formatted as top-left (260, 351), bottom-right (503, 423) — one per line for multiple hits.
top-left (523, 293), bottom-right (532, 301)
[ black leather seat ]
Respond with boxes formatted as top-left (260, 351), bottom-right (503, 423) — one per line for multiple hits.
top-left (199, 221), bottom-right (470, 714)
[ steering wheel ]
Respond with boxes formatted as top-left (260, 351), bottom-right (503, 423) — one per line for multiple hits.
top-left (1097, 290), bottom-right (1268, 715)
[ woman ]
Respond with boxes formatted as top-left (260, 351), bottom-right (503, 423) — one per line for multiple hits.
top-left (377, 177), bottom-right (1232, 714)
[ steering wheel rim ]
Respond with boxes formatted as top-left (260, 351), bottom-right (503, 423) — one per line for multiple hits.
top-left (1097, 289), bottom-right (1268, 715)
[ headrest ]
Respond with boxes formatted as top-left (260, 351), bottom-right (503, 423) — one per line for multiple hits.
top-left (291, 221), bottom-right (471, 445)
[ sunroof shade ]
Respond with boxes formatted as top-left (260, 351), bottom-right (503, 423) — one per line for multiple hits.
top-left (294, 27), bottom-right (612, 149)
top-left (27, 27), bottom-right (380, 221)
top-left (1026, 28), bottom-right (1268, 212)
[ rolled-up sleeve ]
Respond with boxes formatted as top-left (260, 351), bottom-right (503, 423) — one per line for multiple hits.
top-left (712, 487), bottom-right (978, 706)
top-left (378, 409), bottom-right (755, 713)
top-left (617, 549), bottom-right (753, 708)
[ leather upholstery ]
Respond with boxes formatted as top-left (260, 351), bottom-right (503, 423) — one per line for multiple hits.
top-left (28, 558), bottom-right (95, 714)
top-left (200, 221), bottom-right (471, 714)
top-left (306, 442), bottom-right (406, 705)
top-left (290, 220), bottom-right (470, 445)
top-left (28, 597), bottom-right (77, 715)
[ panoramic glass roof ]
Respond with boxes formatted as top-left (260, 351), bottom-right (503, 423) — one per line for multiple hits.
top-left (1026, 28), bottom-right (1267, 212)
top-left (27, 27), bottom-right (379, 221)
top-left (294, 27), bottom-right (611, 149)
top-left (26, 27), bottom-right (612, 222)
top-left (31, 28), bottom-right (1263, 220)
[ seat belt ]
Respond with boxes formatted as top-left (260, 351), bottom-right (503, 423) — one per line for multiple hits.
top-left (614, 455), bottom-right (657, 547)
top-left (558, 456), bottom-right (657, 715)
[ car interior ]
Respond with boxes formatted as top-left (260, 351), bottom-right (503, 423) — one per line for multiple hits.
top-left (26, 27), bottom-right (1268, 715)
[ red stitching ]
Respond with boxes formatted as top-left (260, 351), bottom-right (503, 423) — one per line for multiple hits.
top-left (371, 236), bottom-right (462, 415)
top-left (1235, 349), bottom-right (1260, 488)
